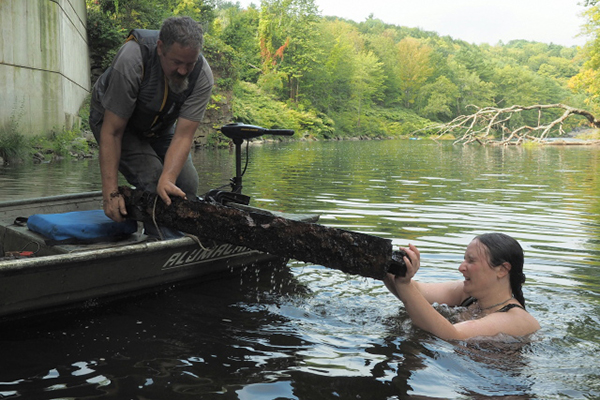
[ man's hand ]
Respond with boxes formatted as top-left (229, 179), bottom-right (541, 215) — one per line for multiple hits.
top-left (157, 176), bottom-right (187, 206)
top-left (157, 117), bottom-right (198, 206)
top-left (103, 191), bottom-right (128, 222)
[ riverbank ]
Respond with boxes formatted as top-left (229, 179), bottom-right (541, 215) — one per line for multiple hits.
top-left (2, 127), bottom-right (598, 166)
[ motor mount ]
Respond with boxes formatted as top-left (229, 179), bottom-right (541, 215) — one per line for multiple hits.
top-left (205, 123), bottom-right (295, 205)
top-left (220, 123), bottom-right (294, 141)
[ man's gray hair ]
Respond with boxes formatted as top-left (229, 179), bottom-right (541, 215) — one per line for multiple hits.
top-left (159, 16), bottom-right (204, 52)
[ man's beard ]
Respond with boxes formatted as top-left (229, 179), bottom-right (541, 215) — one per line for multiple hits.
top-left (167, 73), bottom-right (189, 94)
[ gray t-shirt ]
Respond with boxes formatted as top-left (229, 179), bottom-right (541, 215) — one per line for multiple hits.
top-left (91, 40), bottom-right (213, 123)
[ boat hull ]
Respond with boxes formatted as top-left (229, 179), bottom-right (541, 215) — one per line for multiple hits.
top-left (0, 192), bottom-right (313, 319)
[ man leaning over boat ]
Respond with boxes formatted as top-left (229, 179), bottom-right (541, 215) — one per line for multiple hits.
top-left (89, 16), bottom-right (214, 239)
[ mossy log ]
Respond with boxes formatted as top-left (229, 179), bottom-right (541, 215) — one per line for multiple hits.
top-left (120, 187), bottom-right (406, 280)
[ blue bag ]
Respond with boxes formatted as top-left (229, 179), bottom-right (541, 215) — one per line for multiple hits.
top-left (26, 210), bottom-right (137, 244)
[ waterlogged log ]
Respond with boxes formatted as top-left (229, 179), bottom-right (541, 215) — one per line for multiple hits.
top-left (120, 187), bottom-right (406, 279)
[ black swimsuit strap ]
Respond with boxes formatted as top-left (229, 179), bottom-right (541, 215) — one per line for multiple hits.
top-left (459, 296), bottom-right (477, 307)
top-left (459, 297), bottom-right (525, 313)
top-left (496, 303), bottom-right (525, 313)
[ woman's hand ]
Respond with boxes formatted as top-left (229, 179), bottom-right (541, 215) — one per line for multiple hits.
top-left (384, 243), bottom-right (421, 298)
top-left (398, 243), bottom-right (420, 283)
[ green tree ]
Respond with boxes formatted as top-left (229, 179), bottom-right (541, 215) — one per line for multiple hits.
top-left (87, 0), bottom-right (165, 70)
top-left (84, 0), bottom-right (588, 140)
top-left (492, 64), bottom-right (541, 106)
top-left (350, 51), bottom-right (386, 127)
top-left (169, 0), bottom-right (216, 23)
top-left (538, 57), bottom-right (580, 82)
top-left (447, 57), bottom-right (496, 115)
top-left (366, 29), bottom-right (403, 106)
top-left (454, 44), bottom-right (495, 82)
top-left (396, 37), bottom-right (434, 108)
top-left (418, 76), bottom-right (459, 120)
top-left (257, 0), bottom-right (321, 102)
top-left (218, 3), bottom-right (262, 82)
top-left (86, 0), bottom-right (216, 70)
top-left (303, 19), bottom-right (356, 113)
top-left (569, 3), bottom-right (600, 112)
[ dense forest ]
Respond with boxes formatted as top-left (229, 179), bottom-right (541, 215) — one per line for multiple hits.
top-left (86, 0), bottom-right (600, 143)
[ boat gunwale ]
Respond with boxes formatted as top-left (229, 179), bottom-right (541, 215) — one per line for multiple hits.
top-left (0, 236), bottom-right (232, 274)
top-left (0, 191), bottom-right (318, 275)
top-left (0, 191), bottom-right (103, 209)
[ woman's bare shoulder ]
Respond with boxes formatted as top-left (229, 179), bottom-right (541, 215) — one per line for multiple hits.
top-left (456, 306), bottom-right (540, 338)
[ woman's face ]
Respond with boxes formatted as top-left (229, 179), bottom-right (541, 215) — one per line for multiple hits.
top-left (458, 239), bottom-right (498, 295)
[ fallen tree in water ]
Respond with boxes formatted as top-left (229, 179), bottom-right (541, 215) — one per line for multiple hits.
top-left (120, 187), bottom-right (407, 280)
top-left (417, 103), bottom-right (600, 145)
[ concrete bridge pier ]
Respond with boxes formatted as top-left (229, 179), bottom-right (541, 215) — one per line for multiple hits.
top-left (0, 0), bottom-right (90, 136)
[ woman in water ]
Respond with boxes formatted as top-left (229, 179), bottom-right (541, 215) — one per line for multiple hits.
top-left (384, 233), bottom-right (540, 340)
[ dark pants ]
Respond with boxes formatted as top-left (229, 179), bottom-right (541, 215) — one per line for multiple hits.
top-left (89, 108), bottom-right (199, 199)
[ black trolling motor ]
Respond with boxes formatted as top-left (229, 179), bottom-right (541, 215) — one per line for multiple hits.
top-left (204, 123), bottom-right (294, 205)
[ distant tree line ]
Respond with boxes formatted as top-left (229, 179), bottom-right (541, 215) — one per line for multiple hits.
top-left (86, 0), bottom-right (597, 140)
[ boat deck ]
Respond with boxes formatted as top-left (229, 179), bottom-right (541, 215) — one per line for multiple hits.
top-left (0, 192), bottom-right (145, 258)
top-left (1, 221), bottom-right (147, 257)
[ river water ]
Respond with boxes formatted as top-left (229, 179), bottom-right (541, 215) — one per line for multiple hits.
top-left (0, 139), bottom-right (599, 399)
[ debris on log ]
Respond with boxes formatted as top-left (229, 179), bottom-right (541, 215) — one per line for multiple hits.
top-left (120, 187), bottom-right (406, 280)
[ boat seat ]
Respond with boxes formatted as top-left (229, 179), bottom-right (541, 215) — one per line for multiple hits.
top-left (26, 210), bottom-right (138, 244)
top-left (0, 217), bottom-right (144, 257)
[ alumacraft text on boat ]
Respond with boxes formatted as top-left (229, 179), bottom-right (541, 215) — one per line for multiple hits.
top-left (162, 243), bottom-right (258, 269)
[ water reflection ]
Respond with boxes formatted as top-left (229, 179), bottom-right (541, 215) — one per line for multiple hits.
top-left (0, 140), bottom-right (599, 399)
top-left (0, 158), bottom-right (102, 200)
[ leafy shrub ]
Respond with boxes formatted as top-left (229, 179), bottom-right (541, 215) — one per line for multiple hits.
top-left (49, 130), bottom-right (90, 157)
top-left (203, 34), bottom-right (238, 91)
top-left (231, 81), bottom-right (335, 139)
top-left (0, 118), bottom-right (29, 163)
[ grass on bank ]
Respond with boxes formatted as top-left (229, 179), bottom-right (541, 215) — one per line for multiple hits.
top-left (0, 123), bottom-right (92, 165)
top-left (0, 117), bottom-right (30, 163)
top-left (575, 129), bottom-right (600, 140)
top-left (9, 84), bottom-right (594, 165)
top-left (0, 95), bottom-right (94, 165)
top-left (0, 80), bottom-right (437, 164)
top-left (0, 117), bottom-right (92, 165)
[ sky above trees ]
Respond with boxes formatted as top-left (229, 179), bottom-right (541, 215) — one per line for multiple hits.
top-left (237, 0), bottom-right (588, 47)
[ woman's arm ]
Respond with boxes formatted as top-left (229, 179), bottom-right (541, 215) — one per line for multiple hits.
top-left (384, 244), bottom-right (465, 306)
top-left (387, 274), bottom-right (529, 340)
top-left (415, 280), bottom-right (466, 306)
top-left (385, 245), bottom-right (540, 339)
top-left (394, 278), bottom-right (464, 339)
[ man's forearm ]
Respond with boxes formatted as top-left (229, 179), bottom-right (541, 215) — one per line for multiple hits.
top-left (155, 117), bottom-right (199, 204)
top-left (161, 118), bottom-right (199, 181)
top-left (99, 133), bottom-right (122, 195)
top-left (98, 110), bottom-right (128, 197)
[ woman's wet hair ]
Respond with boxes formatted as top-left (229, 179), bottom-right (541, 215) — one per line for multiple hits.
top-left (159, 16), bottom-right (204, 52)
top-left (475, 233), bottom-right (526, 308)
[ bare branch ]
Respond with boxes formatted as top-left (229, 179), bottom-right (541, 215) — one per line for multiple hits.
top-left (417, 104), bottom-right (600, 145)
